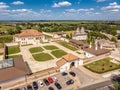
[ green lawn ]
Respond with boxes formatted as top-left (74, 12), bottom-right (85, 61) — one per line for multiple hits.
top-left (29, 47), bottom-right (43, 53)
top-left (8, 45), bottom-right (20, 55)
top-left (45, 35), bottom-right (52, 39)
top-left (84, 58), bottom-right (120, 73)
top-left (57, 41), bottom-right (78, 51)
top-left (33, 53), bottom-right (53, 61)
top-left (43, 45), bottom-right (59, 50)
top-left (51, 49), bottom-right (67, 58)
top-left (0, 53), bottom-right (3, 55)
top-left (8, 54), bottom-right (22, 59)
top-left (0, 35), bottom-right (13, 43)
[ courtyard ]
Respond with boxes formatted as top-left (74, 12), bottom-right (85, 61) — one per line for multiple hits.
top-left (20, 42), bottom-right (75, 73)
top-left (29, 45), bottom-right (67, 62)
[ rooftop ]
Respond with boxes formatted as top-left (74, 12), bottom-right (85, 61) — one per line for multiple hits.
top-left (56, 53), bottom-right (79, 67)
top-left (0, 56), bottom-right (29, 83)
top-left (84, 47), bottom-right (110, 56)
top-left (73, 27), bottom-right (87, 36)
top-left (14, 29), bottom-right (43, 37)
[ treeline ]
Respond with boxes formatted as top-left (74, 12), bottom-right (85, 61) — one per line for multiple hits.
top-left (0, 21), bottom-right (120, 36)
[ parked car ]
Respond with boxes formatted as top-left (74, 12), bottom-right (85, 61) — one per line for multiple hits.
top-left (14, 88), bottom-right (20, 90)
top-left (43, 79), bottom-right (50, 86)
top-left (53, 76), bottom-right (58, 82)
top-left (54, 82), bottom-right (62, 89)
top-left (21, 87), bottom-right (26, 90)
top-left (48, 77), bottom-right (54, 83)
top-left (66, 79), bottom-right (74, 85)
top-left (27, 85), bottom-right (33, 90)
top-left (69, 71), bottom-right (76, 77)
top-left (112, 76), bottom-right (120, 84)
top-left (38, 80), bottom-right (44, 87)
top-left (48, 86), bottom-right (54, 90)
top-left (61, 72), bottom-right (68, 76)
top-left (33, 81), bottom-right (38, 90)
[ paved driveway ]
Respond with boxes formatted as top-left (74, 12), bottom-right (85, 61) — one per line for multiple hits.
top-left (71, 68), bottom-right (98, 86)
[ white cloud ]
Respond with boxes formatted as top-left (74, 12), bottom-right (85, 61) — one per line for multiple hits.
top-left (52, 1), bottom-right (71, 8)
top-left (94, 12), bottom-right (101, 14)
top-left (110, 9), bottom-right (119, 12)
top-left (12, 9), bottom-right (31, 13)
top-left (40, 9), bottom-right (51, 13)
top-left (109, 2), bottom-right (117, 6)
top-left (96, 0), bottom-right (106, 2)
top-left (66, 8), bottom-right (94, 13)
top-left (11, 1), bottom-right (24, 5)
top-left (0, 2), bottom-right (9, 9)
top-left (101, 2), bottom-right (120, 12)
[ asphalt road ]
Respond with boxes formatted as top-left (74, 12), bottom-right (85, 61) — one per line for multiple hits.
top-left (71, 68), bottom-right (97, 86)
top-left (77, 79), bottom-right (114, 90)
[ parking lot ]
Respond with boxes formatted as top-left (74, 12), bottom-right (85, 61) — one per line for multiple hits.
top-left (13, 70), bottom-right (79, 90)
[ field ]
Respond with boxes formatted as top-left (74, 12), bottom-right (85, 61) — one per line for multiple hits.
top-left (51, 50), bottom-right (67, 58)
top-left (43, 45), bottom-right (58, 50)
top-left (8, 45), bottom-right (20, 55)
top-left (57, 41), bottom-right (78, 51)
top-left (32, 53), bottom-right (53, 61)
top-left (29, 47), bottom-right (44, 53)
top-left (0, 35), bottom-right (13, 43)
top-left (84, 58), bottom-right (120, 73)
top-left (0, 25), bottom-right (15, 31)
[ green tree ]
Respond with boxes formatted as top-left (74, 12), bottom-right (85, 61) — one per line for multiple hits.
top-left (111, 37), bottom-right (117, 43)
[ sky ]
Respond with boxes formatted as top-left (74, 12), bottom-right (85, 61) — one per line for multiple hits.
top-left (0, 0), bottom-right (120, 20)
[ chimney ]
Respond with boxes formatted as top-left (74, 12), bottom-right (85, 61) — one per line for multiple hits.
top-left (100, 45), bottom-right (103, 49)
top-left (95, 39), bottom-right (98, 50)
top-left (89, 42), bottom-right (92, 48)
top-left (95, 45), bottom-right (98, 50)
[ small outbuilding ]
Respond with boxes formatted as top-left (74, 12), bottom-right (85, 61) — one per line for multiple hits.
top-left (56, 53), bottom-right (83, 72)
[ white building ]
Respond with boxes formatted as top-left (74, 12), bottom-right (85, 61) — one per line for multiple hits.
top-left (14, 29), bottom-right (45, 45)
top-left (97, 39), bottom-right (116, 50)
top-left (53, 31), bottom-right (66, 38)
top-left (56, 53), bottom-right (83, 72)
top-left (84, 41), bottom-right (110, 58)
top-left (72, 27), bottom-right (87, 40)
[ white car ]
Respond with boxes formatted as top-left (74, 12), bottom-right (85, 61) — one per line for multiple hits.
top-left (38, 80), bottom-right (44, 87)
top-left (53, 76), bottom-right (58, 82)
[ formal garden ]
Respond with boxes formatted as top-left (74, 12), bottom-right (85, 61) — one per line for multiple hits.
top-left (29, 47), bottom-right (44, 53)
top-left (7, 45), bottom-right (20, 55)
top-left (43, 45), bottom-right (58, 50)
top-left (30, 45), bottom-right (67, 62)
top-left (84, 58), bottom-right (120, 73)
top-left (32, 53), bottom-right (53, 61)
top-left (7, 45), bottom-right (21, 59)
top-left (57, 40), bottom-right (78, 51)
top-left (51, 49), bottom-right (67, 58)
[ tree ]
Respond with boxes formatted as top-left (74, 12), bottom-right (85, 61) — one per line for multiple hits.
top-left (15, 26), bottom-right (22, 33)
top-left (117, 34), bottom-right (120, 40)
top-left (111, 37), bottom-right (117, 43)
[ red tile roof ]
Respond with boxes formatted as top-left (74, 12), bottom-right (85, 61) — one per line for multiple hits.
top-left (14, 29), bottom-right (43, 37)
top-left (56, 53), bottom-right (79, 67)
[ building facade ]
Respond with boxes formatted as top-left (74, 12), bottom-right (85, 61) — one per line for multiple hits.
top-left (56, 53), bottom-right (83, 72)
top-left (14, 29), bottom-right (45, 45)
top-left (53, 31), bottom-right (66, 38)
top-left (72, 27), bottom-right (87, 40)
top-left (84, 40), bottom-right (110, 58)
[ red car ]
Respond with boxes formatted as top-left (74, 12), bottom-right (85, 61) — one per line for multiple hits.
top-left (48, 77), bottom-right (54, 83)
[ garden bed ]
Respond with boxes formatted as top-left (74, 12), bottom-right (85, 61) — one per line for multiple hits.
top-left (84, 58), bottom-right (120, 73)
